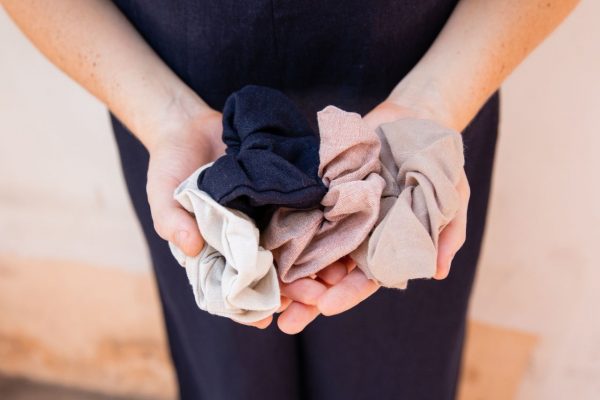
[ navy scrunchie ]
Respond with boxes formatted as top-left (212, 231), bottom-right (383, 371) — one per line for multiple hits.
top-left (197, 85), bottom-right (326, 228)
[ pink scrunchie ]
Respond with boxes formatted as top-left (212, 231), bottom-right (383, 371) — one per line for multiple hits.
top-left (262, 105), bottom-right (385, 283)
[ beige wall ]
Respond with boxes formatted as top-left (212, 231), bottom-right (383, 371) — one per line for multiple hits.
top-left (472, 1), bottom-right (600, 398)
top-left (0, 1), bottom-right (598, 399)
top-left (0, 9), bottom-right (150, 272)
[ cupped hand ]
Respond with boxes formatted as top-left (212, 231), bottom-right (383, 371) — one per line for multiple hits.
top-left (144, 106), bottom-right (278, 329)
top-left (143, 99), bottom-right (469, 332)
top-left (362, 100), bottom-right (471, 281)
top-left (275, 258), bottom-right (351, 334)
top-left (277, 100), bottom-right (471, 332)
top-left (146, 107), bottom-right (224, 256)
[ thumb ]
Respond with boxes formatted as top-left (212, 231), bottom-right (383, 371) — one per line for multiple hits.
top-left (146, 167), bottom-right (205, 257)
top-left (435, 170), bottom-right (470, 279)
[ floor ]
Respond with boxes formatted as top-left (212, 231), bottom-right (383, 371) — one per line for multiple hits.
top-left (0, 375), bottom-right (154, 400)
top-left (0, 321), bottom-right (538, 400)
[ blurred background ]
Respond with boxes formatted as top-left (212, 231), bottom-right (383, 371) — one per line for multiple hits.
top-left (0, 2), bottom-right (598, 399)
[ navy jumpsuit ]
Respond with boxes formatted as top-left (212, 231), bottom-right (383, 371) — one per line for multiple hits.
top-left (110, 1), bottom-right (500, 398)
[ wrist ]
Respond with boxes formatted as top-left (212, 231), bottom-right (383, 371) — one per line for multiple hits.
top-left (386, 74), bottom-right (461, 131)
top-left (140, 87), bottom-right (218, 154)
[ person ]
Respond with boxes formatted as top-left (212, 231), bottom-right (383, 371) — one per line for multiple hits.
top-left (2, 0), bottom-right (578, 398)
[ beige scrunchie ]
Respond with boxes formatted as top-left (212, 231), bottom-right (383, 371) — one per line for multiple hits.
top-left (169, 163), bottom-right (280, 323)
top-left (351, 118), bottom-right (465, 289)
top-left (262, 105), bottom-right (386, 283)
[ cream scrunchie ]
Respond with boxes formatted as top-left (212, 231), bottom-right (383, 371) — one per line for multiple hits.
top-left (169, 163), bottom-right (280, 323)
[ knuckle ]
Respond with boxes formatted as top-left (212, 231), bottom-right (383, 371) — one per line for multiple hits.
top-left (151, 211), bottom-right (171, 241)
top-left (462, 180), bottom-right (471, 201)
top-left (456, 232), bottom-right (467, 248)
top-left (145, 182), bottom-right (157, 207)
top-left (152, 220), bottom-right (166, 239)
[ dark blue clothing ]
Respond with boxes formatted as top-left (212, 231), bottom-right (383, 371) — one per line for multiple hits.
top-left (110, 1), bottom-right (500, 399)
top-left (197, 85), bottom-right (326, 228)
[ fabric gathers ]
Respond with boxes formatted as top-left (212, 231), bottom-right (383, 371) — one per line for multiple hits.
top-left (168, 85), bottom-right (466, 323)
top-left (169, 163), bottom-right (280, 323)
top-left (262, 106), bottom-right (386, 283)
top-left (351, 118), bottom-right (465, 289)
top-left (197, 85), bottom-right (326, 229)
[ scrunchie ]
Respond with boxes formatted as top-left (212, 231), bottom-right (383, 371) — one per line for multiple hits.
top-left (351, 118), bottom-right (465, 289)
top-left (263, 105), bottom-right (386, 283)
top-left (169, 163), bottom-right (280, 323)
top-left (197, 85), bottom-right (326, 228)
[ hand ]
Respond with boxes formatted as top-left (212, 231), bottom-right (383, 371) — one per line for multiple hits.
top-left (276, 258), bottom-right (355, 334)
top-left (144, 105), bottom-right (278, 329)
top-left (276, 255), bottom-right (380, 334)
top-left (277, 99), bottom-right (471, 332)
top-left (362, 100), bottom-right (471, 280)
top-left (275, 102), bottom-right (412, 333)
top-left (146, 106), bottom-right (224, 256)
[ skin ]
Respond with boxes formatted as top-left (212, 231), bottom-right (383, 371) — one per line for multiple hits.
top-left (2, 0), bottom-right (580, 333)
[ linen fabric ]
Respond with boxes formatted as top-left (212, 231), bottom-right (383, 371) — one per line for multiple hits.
top-left (169, 163), bottom-right (280, 323)
top-left (352, 118), bottom-right (465, 288)
top-left (263, 105), bottom-right (385, 283)
top-left (197, 85), bottom-right (326, 228)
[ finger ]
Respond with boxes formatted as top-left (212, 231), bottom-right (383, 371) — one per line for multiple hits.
top-left (435, 171), bottom-right (470, 279)
top-left (317, 268), bottom-right (379, 316)
top-left (342, 255), bottom-right (357, 272)
top-left (146, 167), bottom-right (205, 257)
top-left (277, 302), bottom-right (320, 335)
top-left (277, 296), bottom-right (293, 313)
top-left (241, 315), bottom-right (273, 329)
top-left (280, 278), bottom-right (328, 306)
top-left (316, 260), bottom-right (348, 286)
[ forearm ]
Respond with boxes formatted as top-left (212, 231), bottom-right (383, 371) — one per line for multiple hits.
top-left (388, 0), bottom-right (580, 131)
top-left (2, 0), bottom-right (210, 150)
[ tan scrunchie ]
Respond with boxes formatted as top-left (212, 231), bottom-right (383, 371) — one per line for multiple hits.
top-left (262, 105), bottom-right (386, 283)
top-left (169, 163), bottom-right (280, 323)
top-left (351, 118), bottom-right (465, 289)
